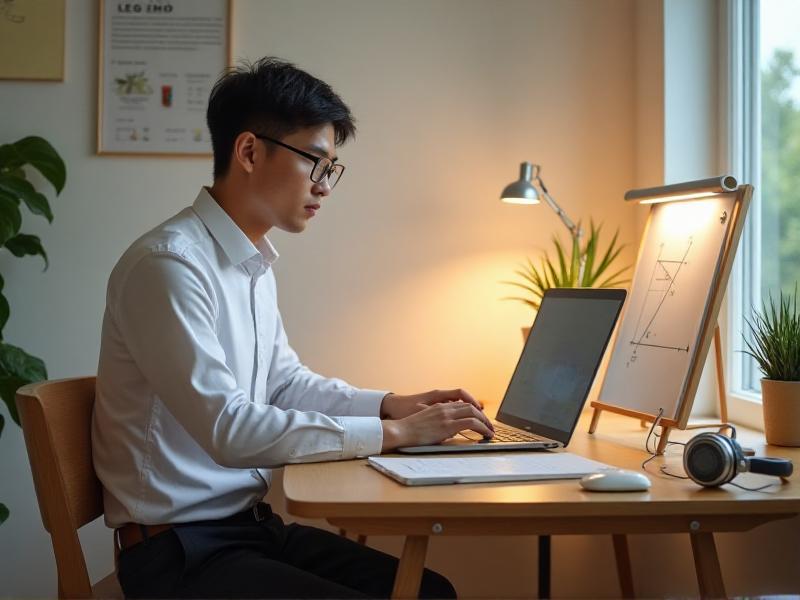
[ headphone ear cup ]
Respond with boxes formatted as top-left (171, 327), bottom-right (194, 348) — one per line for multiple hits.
top-left (684, 432), bottom-right (737, 487)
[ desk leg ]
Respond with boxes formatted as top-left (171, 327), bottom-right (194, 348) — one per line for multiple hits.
top-left (612, 534), bottom-right (635, 598)
top-left (689, 532), bottom-right (726, 599)
top-left (538, 535), bottom-right (551, 598)
top-left (391, 535), bottom-right (429, 599)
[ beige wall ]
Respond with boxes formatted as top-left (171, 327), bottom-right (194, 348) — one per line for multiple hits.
top-left (1, 0), bottom-right (797, 597)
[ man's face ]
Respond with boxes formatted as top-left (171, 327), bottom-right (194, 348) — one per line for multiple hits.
top-left (246, 124), bottom-right (337, 234)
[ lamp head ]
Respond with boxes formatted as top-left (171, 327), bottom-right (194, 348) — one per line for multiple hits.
top-left (501, 162), bottom-right (541, 205)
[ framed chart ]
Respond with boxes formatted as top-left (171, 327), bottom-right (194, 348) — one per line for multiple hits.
top-left (0, 0), bottom-right (65, 81)
top-left (97, 0), bottom-right (232, 156)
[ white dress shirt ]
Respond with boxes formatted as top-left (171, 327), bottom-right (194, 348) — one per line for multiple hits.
top-left (92, 188), bottom-right (386, 528)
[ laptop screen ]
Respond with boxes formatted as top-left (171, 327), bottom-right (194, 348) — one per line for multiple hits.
top-left (496, 288), bottom-right (626, 445)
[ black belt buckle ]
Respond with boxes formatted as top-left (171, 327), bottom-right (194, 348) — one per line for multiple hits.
top-left (252, 502), bottom-right (270, 522)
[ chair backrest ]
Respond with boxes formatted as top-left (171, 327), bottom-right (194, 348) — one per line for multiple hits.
top-left (16, 376), bottom-right (103, 599)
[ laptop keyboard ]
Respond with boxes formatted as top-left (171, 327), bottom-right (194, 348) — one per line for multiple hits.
top-left (491, 423), bottom-right (545, 443)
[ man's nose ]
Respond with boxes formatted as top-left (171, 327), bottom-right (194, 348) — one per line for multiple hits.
top-left (313, 178), bottom-right (332, 196)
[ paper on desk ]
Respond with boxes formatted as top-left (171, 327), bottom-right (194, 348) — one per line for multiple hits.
top-left (368, 453), bottom-right (614, 486)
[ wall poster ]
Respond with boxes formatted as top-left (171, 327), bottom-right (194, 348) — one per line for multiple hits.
top-left (0, 0), bottom-right (65, 81)
top-left (97, 0), bottom-right (231, 156)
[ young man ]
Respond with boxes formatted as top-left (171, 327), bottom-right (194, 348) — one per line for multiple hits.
top-left (92, 57), bottom-right (494, 599)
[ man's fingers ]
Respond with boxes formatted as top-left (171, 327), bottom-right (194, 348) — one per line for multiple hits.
top-left (452, 417), bottom-right (493, 439)
top-left (447, 402), bottom-right (494, 431)
top-left (441, 388), bottom-right (484, 412)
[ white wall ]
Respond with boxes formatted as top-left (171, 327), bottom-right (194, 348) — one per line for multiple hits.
top-left (0, 1), bottom-right (639, 596)
top-left (5, 1), bottom-right (795, 598)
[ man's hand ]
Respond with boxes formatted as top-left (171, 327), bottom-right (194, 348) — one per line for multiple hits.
top-left (380, 400), bottom-right (494, 452)
top-left (380, 389), bottom-right (485, 420)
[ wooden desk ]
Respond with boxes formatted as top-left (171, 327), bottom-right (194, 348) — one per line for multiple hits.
top-left (284, 412), bottom-right (800, 598)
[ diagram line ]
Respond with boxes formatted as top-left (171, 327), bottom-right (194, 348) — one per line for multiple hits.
top-left (631, 244), bottom-right (662, 342)
top-left (629, 341), bottom-right (690, 352)
top-left (632, 239), bottom-right (693, 348)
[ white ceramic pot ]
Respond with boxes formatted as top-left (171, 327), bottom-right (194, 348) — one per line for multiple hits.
top-left (761, 379), bottom-right (800, 446)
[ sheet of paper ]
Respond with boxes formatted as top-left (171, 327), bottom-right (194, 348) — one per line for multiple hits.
top-left (368, 453), bottom-right (614, 485)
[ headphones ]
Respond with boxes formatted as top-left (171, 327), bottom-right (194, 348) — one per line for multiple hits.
top-left (683, 428), bottom-right (794, 487)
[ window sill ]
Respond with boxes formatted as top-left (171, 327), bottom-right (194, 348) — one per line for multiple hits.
top-left (727, 390), bottom-right (765, 431)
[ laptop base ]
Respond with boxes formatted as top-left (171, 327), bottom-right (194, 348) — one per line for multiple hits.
top-left (397, 438), bottom-right (560, 454)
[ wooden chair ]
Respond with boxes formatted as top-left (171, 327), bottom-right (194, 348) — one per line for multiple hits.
top-left (16, 377), bottom-right (122, 599)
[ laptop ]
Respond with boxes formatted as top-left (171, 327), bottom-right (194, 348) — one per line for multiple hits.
top-left (398, 288), bottom-right (626, 454)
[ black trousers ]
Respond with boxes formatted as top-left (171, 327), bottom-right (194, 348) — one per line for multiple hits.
top-left (117, 502), bottom-right (456, 599)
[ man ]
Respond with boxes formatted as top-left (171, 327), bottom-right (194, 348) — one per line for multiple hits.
top-left (92, 57), bottom-right (494, 599)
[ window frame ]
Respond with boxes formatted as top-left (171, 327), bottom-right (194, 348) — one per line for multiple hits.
top-left (723, 0), bottom-right (765, 429)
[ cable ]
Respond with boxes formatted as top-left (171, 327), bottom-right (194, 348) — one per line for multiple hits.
top-left (639, 410), bottom-right (781, 492)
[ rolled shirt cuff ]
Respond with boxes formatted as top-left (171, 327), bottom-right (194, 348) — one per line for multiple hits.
top-left (348, 388), bottom-right (391, 417)
top-left (335, 416), bottom-right (384, 458)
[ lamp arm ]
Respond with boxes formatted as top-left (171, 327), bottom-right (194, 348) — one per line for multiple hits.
top-left (536, 178), bottom-right (582, 239)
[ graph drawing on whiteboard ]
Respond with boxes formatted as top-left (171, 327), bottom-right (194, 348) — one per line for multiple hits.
top-left (627, 238), bottom-right (693, 367)
top-left (597, 192), bottom-right (742, 421)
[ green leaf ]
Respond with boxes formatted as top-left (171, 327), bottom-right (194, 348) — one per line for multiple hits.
top-left (0, 136), bottom-right (66, 194)
top-left (0, 194), bottom-right (22, 246)
top-left (581, 222), bottom-right (599, 286)
top-left (0, 288), bottom-right (8, 338)
top-left (597, 265), bottom-right (632, 288)
top-left (0, 376), bottom-right (25, 426)
top-left (4, 234), bottom-right (48, 269)
top-left (0, 343), bottom-right (48, 423)
top-left (0, 342), bottom-right (47, 382)
top-left (0, 173), bottom-right (53, 223)
top-left (569, 228), bottom-right (581, 286)
top-left (501, 219), bottom-right (631, 309)
top-left (553, 237), bottom-right (568, 286)
top-left (593, 229), bottom-right (623, 281)
top-left (0, 502), bottom-right (8, 525)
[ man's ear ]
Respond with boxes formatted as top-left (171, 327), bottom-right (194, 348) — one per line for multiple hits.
top-left (232, 132), bottom-right (258, 174)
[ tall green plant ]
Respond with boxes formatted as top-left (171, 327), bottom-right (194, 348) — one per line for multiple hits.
top-left (503, 220), bottom-right (630, 311)
top-left (743, 285), bottom-right (800, 381)
top-left (0, 136), bottom-right (65, 525)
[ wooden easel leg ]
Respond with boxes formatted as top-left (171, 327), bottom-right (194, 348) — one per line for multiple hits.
top-left (391, 535), bottom-right (429, 599)
top-left (588, 407), bottom-right (602, 434)
top-left (713, 325), bottom-right (729, 423)
top-left (690, 532), bottom-right (726, 599)
top-left (655, 426), bottom-right (672, 455)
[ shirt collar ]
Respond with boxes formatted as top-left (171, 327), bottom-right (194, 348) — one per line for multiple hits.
top-left (192, 188), bottom-right (279, 268)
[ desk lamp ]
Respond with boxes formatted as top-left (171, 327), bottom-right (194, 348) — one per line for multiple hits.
top-left (500, 162), bottom-right (585, 280)
top-left (500, 162), bottom-right (583, 239)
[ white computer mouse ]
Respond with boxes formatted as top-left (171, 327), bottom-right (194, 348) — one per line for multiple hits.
top-left (579, 469), bottom-right (651, 492)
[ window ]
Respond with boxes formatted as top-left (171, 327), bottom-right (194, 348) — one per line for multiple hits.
top-left (727, 0), bottom-right (800, 425)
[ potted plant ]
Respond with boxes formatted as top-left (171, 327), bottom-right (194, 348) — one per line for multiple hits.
top-left (743, 286), bottom-right (800, 446)
top-left (0, 135), bottom-right (65, 524)
top-left (503, 220), bottom-right (631, 339)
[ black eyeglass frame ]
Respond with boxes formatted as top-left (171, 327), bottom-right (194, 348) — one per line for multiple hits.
top-left (254, 134), bottom-right (345, 188)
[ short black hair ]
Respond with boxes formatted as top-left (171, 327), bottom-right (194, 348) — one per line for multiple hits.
top-left (206, 57), bottom-right (356, 179)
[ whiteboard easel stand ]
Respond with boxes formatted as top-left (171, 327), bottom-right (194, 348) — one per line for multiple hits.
top-left (587, 180), bottom-right (751, 454)
top-left (589, 323), bottom-right (729, 454)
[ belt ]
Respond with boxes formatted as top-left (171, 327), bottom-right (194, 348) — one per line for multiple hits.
top-left (115, 502), bottom-right (273, 552)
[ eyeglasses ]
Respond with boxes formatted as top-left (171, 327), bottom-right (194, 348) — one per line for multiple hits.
top-left (254, 134), bottom-right (346, 189)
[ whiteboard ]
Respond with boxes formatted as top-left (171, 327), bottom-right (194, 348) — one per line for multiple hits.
top-left (597, 193), bottom-right (738, 421)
